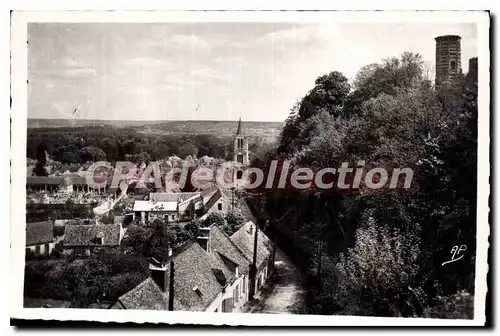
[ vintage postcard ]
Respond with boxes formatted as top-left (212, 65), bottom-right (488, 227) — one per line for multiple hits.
top-left (10, 10), bottom-right (490, 326)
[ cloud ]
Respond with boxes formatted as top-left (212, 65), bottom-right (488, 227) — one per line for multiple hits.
top-left (62, 68), bottom-right (97, 78)
top-left (122, 57), bottom-right (176, 69)
top-left (255, 24), bottom-right (342, 49)
top-left (170, 34), bottom-right (211, 52)
top-left (192, 67), bottom-right (223, 81)
top-left (161, 84), bottom-right (183, 91)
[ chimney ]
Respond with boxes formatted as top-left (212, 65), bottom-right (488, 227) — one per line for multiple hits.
top-left (197, 227), bottom-right (212, 252)
top-left (149, 259), bottom-right (169, 292)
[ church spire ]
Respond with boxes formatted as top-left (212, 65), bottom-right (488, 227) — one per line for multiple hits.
top-left (236, 117), bottom-right (242, 135)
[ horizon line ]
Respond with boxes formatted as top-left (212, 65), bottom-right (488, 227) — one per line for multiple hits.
top-left (28, 117), bottom-right (285, 123)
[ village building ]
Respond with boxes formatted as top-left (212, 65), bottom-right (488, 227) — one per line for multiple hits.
top-left (25, 221), bottom-right (56, 255)
top-left (26, 175), bottom-right (111, 195)
top-left (133, 191), bottom-right (230, 225)
top-left (112, 222), bottom-right (275, 312)
top-left (113, 225), bottom-right (253, 312)
top-left (231, 221), bottom-right (275, 293)
top-left (133, 200), bottom-right (179, 224)
top-left (63, 224), bottom-right (124, 257)
top-left (199, 187), bottom-right (232, 220)
top-left (150, 192), bottom-right (204, 222)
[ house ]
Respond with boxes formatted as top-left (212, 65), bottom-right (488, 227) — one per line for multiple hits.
top-left (112, 241), bottom-right (233, 312)
top-left (112, 224), bottom-right (253, 312)
top-left (208, 225), bottom-right (251, 310)
top-left (230, 221), bottom-right (275, 294)
top-left (133, 192), bottom-right (205, 224)
top-left (133, 200), bottom-right (178, 224)
top-left (199, 187), bottom-right (232, 220)
top-left (25, 221), bottom-right (55, 255)
top-left (63, 224), bottom-right (124, 257)
top-left (150, 192), bottom-right (203, 222)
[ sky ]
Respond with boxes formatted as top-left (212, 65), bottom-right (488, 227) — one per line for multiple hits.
top-left (28, 22), bottom-right (477, 122)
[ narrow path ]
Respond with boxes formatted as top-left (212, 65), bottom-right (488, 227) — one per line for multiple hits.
top-left (243, 247), bottom-right (306, 314)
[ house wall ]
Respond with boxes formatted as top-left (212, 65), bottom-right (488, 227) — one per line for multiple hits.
top-left (135, 211), bottom-right (179, 224)
top-left (205, 197), bottom-right (229, 216)
top-left (205, 272), bottom-right (248, 313)
top-left (231, 273), bottom-right (248, 310)
top-left (59, 185), bottom-right (73, 193)
top-left (27, 242), bottom-right (56, 255)
top-left (206, 291), bottom-right (225, 312)
top-left (63, 246), bottom-right (91, 257)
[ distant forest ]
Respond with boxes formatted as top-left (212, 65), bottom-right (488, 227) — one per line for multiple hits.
top-left (27, 121), bottom-right (280, 170)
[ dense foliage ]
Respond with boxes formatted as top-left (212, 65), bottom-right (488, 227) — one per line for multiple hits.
top-left (27, 127), bottom-right (236, 167)
top-left (24, 252), bottom-right (149, 307)
top-left (258, 52), bottom-right (477, 318)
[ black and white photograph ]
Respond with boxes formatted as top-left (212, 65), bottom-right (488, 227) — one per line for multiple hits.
top-left (9, 10), bottom-right (490, 326)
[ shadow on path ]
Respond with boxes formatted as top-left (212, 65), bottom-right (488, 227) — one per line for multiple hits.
top-left (242, 247), bottom-right (306, 314)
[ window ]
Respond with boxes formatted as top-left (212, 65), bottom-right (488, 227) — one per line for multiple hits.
top-left (217, 203), bottom-right (223, 211)
top-left (234, 285), bottom-right (240, 303)
top-left (451, 60), bottom-right (457, 70)
top-left (35, 245), bottom-right (41, 254)
top-left (237, 138), bottom-right (243, 149)
top-left (171, 214), bottom-right (175, 222)
top-left (44, 243), bottom-right (50, 255)
top-left (237, 154), bottom-right (243, 164)
top-left (242, 276), bottom-right (246, 293)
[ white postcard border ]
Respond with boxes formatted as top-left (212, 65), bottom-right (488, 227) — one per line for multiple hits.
top-left (10, 10), bottom-right (490, 326)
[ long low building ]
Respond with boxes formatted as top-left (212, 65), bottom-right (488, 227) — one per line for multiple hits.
top-left (26, 175), bottom-right (112, 194)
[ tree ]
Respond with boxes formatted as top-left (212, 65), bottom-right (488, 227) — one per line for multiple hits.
top-left (34, 144), bottom-right (48, 176)
top-left (223, 212), bottom-right (245, 236)
top-left (148, 219), bottom-right (175, 261)
top-left (202, 213), bottom-right (225, 228)
top-left (298, 71), bottom-right (350, 120)
top-left (80, 146), bottom-right (106, 162)
top-left (259, 51), bottom-right (477, 318)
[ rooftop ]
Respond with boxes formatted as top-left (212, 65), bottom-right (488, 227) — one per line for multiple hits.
top-left (435, 35), bottom-right (462, 41)
top-left (26, 221), bottom-right (54, 246)
top-left (230, 221), bottom-right (273, 270)
top-left (64, 224), bottom-right (122, 247)
top-left (133, 200), bottom-right (178, 212)
top-left (116, 241), bottom-right (234, 311)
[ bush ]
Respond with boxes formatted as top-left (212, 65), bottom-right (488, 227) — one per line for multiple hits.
top-left (423, 290), bottom-right (474, 319)
top-left (334, 216), bottom-right (425, 316)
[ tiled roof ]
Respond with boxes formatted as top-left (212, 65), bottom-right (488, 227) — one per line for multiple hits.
top-left (230, 221), bottom-right (272, 271)
top-left (150, 192), bottom-right (200, 203)
top-left (26, 221), bottom-right (54, 246)
top-left (116, 241), bottom-right (234, 312)
top-left (115, 278), bottom-right (169, 310)
top-left (133, 200), bottom-right (177, 212)
top-left (64, 224), bottom-right (122, 247)
top-left (26, 176), bottom-right (64, 186)
top-left (209, 225), bottom-right (250, 274)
